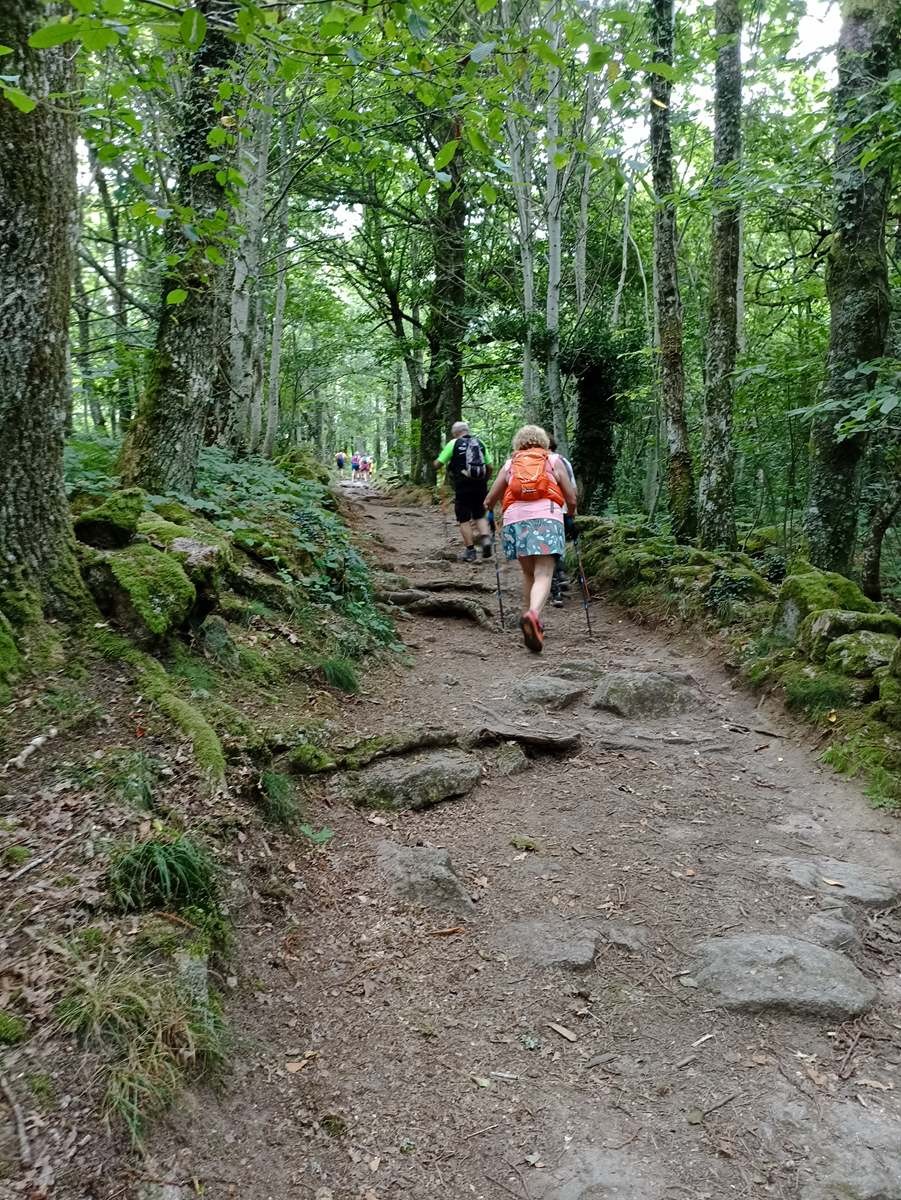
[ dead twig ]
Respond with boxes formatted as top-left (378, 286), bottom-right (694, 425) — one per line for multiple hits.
top-left (0, 1073), bottom-right (33, 1168)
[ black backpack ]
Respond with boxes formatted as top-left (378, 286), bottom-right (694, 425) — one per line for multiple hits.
top-left (451, 435), bottom-right (487, 481)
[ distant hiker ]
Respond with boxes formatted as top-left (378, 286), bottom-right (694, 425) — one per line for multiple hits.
top-left (434, 421), bottom-right (494, 563)
top-left (351, 452), bottom-right (361, 481)
top-left (548, 436), bottom-right (577, 608)
top-left (362, 455), bottom-right (372, 480)
top-left (335, 450), bottom-right (347, 474)
top-left (485, 424), bottom-right (578, 653)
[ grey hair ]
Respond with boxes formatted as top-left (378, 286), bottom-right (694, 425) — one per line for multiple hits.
top-left (451, 421), bottom-right (470, 437)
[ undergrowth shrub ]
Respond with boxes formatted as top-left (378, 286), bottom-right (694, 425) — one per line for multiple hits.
top-left (822, 726), bottom-right (901, 810)
top-left (782, 668), bottom-right (852, 717)
top-left (58, 956), bottom-right (225, 1143)
top-left (258, 770), bottom-right (300, 827)
top-left (108, 832), bottom-right (218, 914)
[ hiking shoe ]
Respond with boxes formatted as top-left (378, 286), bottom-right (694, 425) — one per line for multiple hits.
top-left (462, 546), bottom-right (477, 563)
top-left (481, 538), bottom-right (492, 559)
top-left (520, 610), bottom-right (544, 653)
top-left (551, 594), bottom-right (563, 608)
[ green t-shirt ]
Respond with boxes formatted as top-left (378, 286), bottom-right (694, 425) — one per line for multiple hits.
top-left (436, 436), bottom-right (492, 471)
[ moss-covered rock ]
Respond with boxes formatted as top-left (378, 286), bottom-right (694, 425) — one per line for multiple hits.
top-left (150, 499), bottom-right (195, 525)
top-left (878, 674), bottom-right (901, 732)
top-left (824, 632), bottom-right (899, 679)
top-left (772, 571), bottom-right (876, 641)
top-left (74, 487), bottom-right (144, 549)
top-left (275, 446), bottom-right (331, 486)
top-left (798, 608), bottom-right (901, 662)
top-left (285, 741), bottom-right (339, 774)
top-left (136, 512), bottom-right (193, 546)
top-left (229, 563), bottom-right (297, 611)
top-left (781, 663), bottom-right (875, 715)
top-left (743, 526), bottom-right (781, 553)
top-left (82, 543), bottom-right (196, 641)
top-left (891, 638), bottom-right (901, 680)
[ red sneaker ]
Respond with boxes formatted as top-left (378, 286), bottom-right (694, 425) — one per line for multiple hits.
top-left (520, 609), bottom-right (544, 654)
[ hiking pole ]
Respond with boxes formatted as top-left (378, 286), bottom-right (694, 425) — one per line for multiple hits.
top-left (488, 510), bottom-right (505, 630)
top-left (574, 536), bottom-right (594, 639)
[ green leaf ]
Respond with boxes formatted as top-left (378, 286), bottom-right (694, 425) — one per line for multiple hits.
top-left (204, 245), bottom-right (226, 265)
top-left (480, 182), bottom-right (498, 204)
top-left (0, 45), bottom-right (15, 57)
top-left (623, 50), bottom-right (643, 70)
top-left (533, 41), bottom-right (565, 69)
top-left (433, 139), bottom-right (459, 170)
top-left (647, 60), bottom-right (677, 80)
top-left (81, 23), bottom-right (119, 51)
top-left (553, 150), bottom-right (569, 169)
top-left (3, 86), bottom-right (36, 113)
top-left (28, 21), bottom-right (80, 48)
top-left (132, 162), bottom-right (154, 186)
top-left (477, 0), bottom-right (498, 11)
top-left (180, 8), bottom-right (207, 50)
top-left (407, 9), bottom-right (430, 39)
top-left (604, 8), bottom-right (636, 23)
top-left (166, 288), bottom-right (188, 306)
top-left (587, 44), bottom-right (612, 71)
top-left (609, 77), bottom-right (630, 104)
top-left (207, 125), bottom-right (228, 147)
top-left (466, 126), bottom-right (489, 154)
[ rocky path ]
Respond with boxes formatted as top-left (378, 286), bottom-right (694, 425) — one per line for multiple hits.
top-left (155, 485), bottom-right (901, 1200)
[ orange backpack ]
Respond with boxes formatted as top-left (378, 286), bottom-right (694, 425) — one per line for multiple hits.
top-left (503, 448), bottom-right (564, 510)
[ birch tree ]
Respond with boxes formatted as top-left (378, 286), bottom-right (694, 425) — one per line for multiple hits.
top-left (698, 0), bottom-right (742, 550)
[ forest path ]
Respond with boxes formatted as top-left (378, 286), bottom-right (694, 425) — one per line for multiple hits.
top-left (156, 485), bottom-right (901, 1200)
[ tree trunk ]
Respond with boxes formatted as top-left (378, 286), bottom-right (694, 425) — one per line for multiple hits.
top-left (860, 479), bottom-right (901, 601)
top-left (121, 0), bottom-right (234, 493)
top-left (803, 0), bottom-right (898, 575)
top-left (90, 156), bottom-right (133, 428)
top-left (698, 0), bottom-right (742, 550)
top-left (0, 2), bottom-right (87, 617)
top-left (650, 0), bottom-right (696, 541)
top-left (610, 178), bottom-right (633, 330)
top-left (543, 4), bottom-right (567, 453)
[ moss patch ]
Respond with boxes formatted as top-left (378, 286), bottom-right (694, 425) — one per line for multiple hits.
top-left (0, 611), bottom-right (20, 702)
top-left (84, 543), bottom-right (196, 641)
top-left (773, 571), bottom-right (876, 642)
top-left (799, 609), bottom-right (901, 661)
top-left (0, 1011), bottom-right (28, 1045)
top-left (74, 487), bottom-right (144, 549)
top-left (824, 631), bottom-right (898, 678)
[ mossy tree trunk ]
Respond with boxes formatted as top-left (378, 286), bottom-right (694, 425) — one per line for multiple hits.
top-left (803, 0), bottom-right (899, 575)
top-left (649, 0), bottom-right (696, 542)
top-left (0, 2), bottom-right (88, 619)
top-left (698, 0), bottom-right (742, 551)
top-left (120, 0), bottom-right (234, 494)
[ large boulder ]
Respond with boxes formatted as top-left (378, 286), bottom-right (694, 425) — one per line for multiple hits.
top-left (590, 670), bottom-right (695, 718)
top-left (799, 608), bottom-right (901, 662)
top-left (879, 640), bottom-right (901, 730)
top-left (693, 934), bottom-right (875, 1018)
top-left (73, 487), bottom-right (144, 549)
top-left (773, 572), bottom-right (876, 642)
top-left (82, 543), bottom-right (195, 641)
top-left (335, 750), bottom-right (481, 810)
top-left (376, 842), bottom-right (474, 914)
top-left (824, 631), bottom-right (898, 678)
top-left (515, 675), bottom-right (588, 710)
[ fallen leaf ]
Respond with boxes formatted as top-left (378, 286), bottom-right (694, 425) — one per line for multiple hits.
top-left (686, 1108), bottom-right (705, 1125)
top-left (472, 1075), bottom-right (492, 1088)
top-left (547, 1021), bottom-right (577, 1043)
top-left (821, 877), bottom-right (846, 887)
top-left (524, 1152), bottom-right (545, 1168)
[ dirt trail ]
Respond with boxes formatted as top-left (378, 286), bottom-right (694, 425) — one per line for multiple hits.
top-left (155, 486), bottom-right (901, 1200)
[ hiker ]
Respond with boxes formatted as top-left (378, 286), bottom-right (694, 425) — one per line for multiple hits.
top-left (547, 436), bottom-right (577, 608)
top-left (434, 421), bottom-right (494, 563)
top-left (362, 455), bottom-right (372, 480)
top-left (335, 450), bottom-right (347, 475)
top-left (351, 451), bottom-right (361, 481)
top-left (485, 424), bottom-right (577, 653)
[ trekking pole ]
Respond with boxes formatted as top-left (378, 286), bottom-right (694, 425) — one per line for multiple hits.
top-left (488, 511), bottom-right (505, 630)
top-left (574, 537), bottom-right (594, 639)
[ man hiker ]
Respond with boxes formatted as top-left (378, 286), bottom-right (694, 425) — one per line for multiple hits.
top-left (434, 421), bottom-right (494, 562)
top-left (335, 450), bottom-right (347, 474)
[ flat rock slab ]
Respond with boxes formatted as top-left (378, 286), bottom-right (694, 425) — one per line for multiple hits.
top-left (515, 675), bottom-right (588, 710)
top-left (804, 912), bottom-right (859, 950)
top-left (693, 934), bottom-right (875, 1018)
top-left (799, 1102), bottom-right (901, 1200)
top-left (552, 660), bottom-right (605, 682)
top-left (336, 750), bottom-right (481, 810)
top-left (376, 842), bottom-right (474, 914)
top-left (492, 916), bottom-right (599, 971)
top-left (590, 670), bottom-right (695, 718)
top-left (767, 856), bottom-right (901, 907)
top-left (534, 1148), bottom-right (667, 1200)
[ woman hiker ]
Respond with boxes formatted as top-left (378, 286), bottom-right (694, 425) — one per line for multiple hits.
top-left (485, 424), bottom-right (578, 653)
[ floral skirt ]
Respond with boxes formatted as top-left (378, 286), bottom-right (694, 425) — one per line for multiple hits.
top-left (502, 517), bottom-right (565, 561)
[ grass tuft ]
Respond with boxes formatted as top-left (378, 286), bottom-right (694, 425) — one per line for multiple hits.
top-left (108, 832), bottom-right (219, 914)
top-left (258, 770), bottom-right (300, 828)
top-left (320, 656), bottom-right (359, 693)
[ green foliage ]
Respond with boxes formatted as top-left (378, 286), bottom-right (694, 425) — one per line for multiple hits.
top-left (822, 721), bottom-right (901, 810)
top-left (108, 832), bottom-right (219, 915)
top-left (258, 770), bottom-right (300, 828)
top-left (0, 1011), bottom-right (28, 1045)
top-left (320, 656), bottom-right (359, 693)
top-left (57, 956), bottom-right (225, 1143)
top-left (782, 667), bottom-right (854, 717)
top-left (3, 845), bottom-right (31, 868)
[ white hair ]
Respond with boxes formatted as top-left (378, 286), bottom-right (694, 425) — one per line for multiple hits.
top-left (451, 421), bottom-right (470, 437)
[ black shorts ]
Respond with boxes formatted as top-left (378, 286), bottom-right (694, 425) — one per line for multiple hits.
top-left (454, 479), bottom-right (488, 524)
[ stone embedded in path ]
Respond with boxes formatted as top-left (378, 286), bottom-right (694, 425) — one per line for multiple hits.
top-left (492, 916), bottom-right (599, 971)
top-left (376, 842), bottom-right (474, 915)
top-left (589, 670), bottom-right (695, 718)
top-left (693, 934), bottom-right (875, 1018)
top-left (488, 740), bottom-right (530, 776)
top-left (515, 675), bottom-right (588, 710)
top-left (334, 749), bottom-right (481, 810)
top-left (533, 1148), bottom-right (667, 1200)
top-left (600, 922), bottom-right (652, 953)
top-left (804, 911), bottom-right (859, 951)
top-left (798, 1102), bottom-right (901, 1200)
top-left (552, 659), bottom-right (605, 682)
top-left (767, 856), bottom-right (901, 907)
